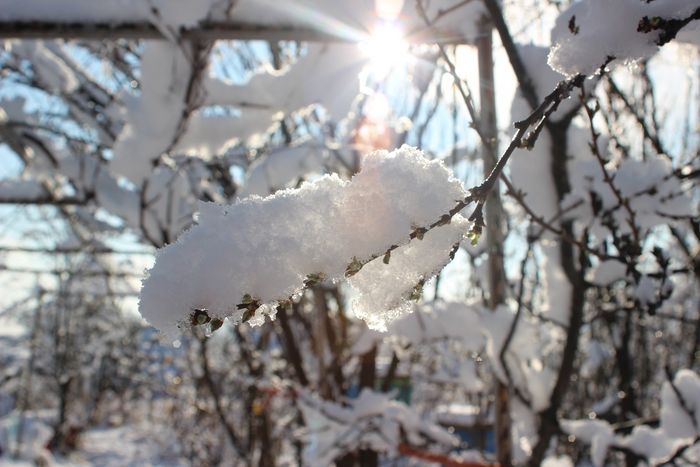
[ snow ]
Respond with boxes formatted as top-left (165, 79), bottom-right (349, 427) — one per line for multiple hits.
top-left (140, 146), bottom-right (467, 337)
top-left (539, 243), bottom-right (572, 324)
top-left (591, 394), bottom-right (620, 415)
top-left (512, 45), bottom-right (580, 121)
top-left (170, 112), bottom-right (243, 160)
top-left (8, 41), bottom-right (79, 93)
top-left (542, 455), bottom-right (574, 467)
top-left (367, 298), bottom-right (564, 411)
top-left (589, 260), bottom-right (628, 286)
top-left (659, 370), bottom-right (700, 440)
top-left (565, 154), bottom-right (696, 237)
top-left (0, 416), bottom-right (186, 466)
top-left (299, 388), bottom-right (457, 465)
top-left (0, 97), bottom-right (32, 124)
top-left (93, 175), bottom-right (141, 232)
top-left (481, 305), bottom-right (561, 411)
top-left (560, 419), bottom-right (613, 467)
top-left (0, 413), bottom-right (54, 462)
top-left (206, 43), bottom-right (366, 121)
top-left (635, 275), bottom-right (657, 306)
top-left (511, 399), bottom-right (537, 462)
top-left (434, 403), bottom-right (481, 427)
top-left (352, 302), bottom-right (488, 389)
top-left (237, 142), bottom-right (327, 198)
top-left (0, 0), bottom-right (215, 26)
top-left (0, 316), bottom-right (26, 339)
top-left (677, 20), bottom-right (700, 46)
top-left (3, 2), bottom-right (488, 185)
top-left (549, 0), bottom-right (699, 77)
top-left (71, 150), bottom-right (196, 245)
top-left (106, 1), bottom-right (222, 183)
top-left (76, 424), bottom-right (185, 466)
top-left (569, 370), bottom-right (700, 466)
top-left (621, 424), bottom-right (680, 465)
top-left (388, 300), bottom-right (483, 347)
top-left (113, 42), bottom-right (365, 184)
top-left (23, 1), bottom-right (487, 185)
top-left (349, 218), bottom-right (467, 330)
top-left (110, 41), bottom-right (193, 183)
top-left (508, 44), bottom-right (582, 324)
top-left (580, 338), bottom-right (610, 378)
top-left (522, 363), bottom-right (556, 412)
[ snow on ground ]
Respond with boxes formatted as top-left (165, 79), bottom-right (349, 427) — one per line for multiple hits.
top-left (77, 424), bottom-right (186, 467)
top-left (0, 418), bottom-right (185, 466)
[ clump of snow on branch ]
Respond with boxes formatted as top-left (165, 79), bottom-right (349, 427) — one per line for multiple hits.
top-left (564, 155), bottom-right (696, 237)
top-left (349, 218), bottom-right (467, 330)
top-left (298, 388), bottom-right (457, 465)
top-left (588, 259), bottom-right (628, 286)
top-left (205, 43), bottom-right (365, 122)
top-left (111, 41), bottom-right (194, 183)
top-left (562, 369), bottom-right (700, 466)
top-left (356, 300), bottom-right (562, 410)
top-left (112, 41), bottom-right (365, 183)
top-left (108, 0), bottom-right (367, 184)
top-left (140, 146), bottom-right (467, 336)
top-left (560, 419), bottom-right (614, 467)
top-left (549, 0), bottom-right (698, 77)
top-left (7, 41), bottom-right (78, 93)
top-left (508, 45), bottom-right (582, 324)
top-left (109, 0), bottom-right (218, 183)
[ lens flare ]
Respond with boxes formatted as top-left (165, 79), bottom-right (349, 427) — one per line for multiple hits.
top-left (359, 21), bottom-right (410, 75)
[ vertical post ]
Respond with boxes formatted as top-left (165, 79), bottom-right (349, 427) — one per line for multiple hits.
top-left (477, 16), bottom-right (512, 467)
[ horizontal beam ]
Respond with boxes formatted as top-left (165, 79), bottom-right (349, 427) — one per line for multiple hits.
top-left (0, 245), bottom-right (154, 255)
top-left (0, 20), bottom-right (473, 44)
top-left (0, 266), bottom-right (143, 277)
top-left (0, 195), bottom-right (89, 205)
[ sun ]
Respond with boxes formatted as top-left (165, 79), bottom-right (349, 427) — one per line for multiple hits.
top-left (359, 21), bottom-right (410, 75)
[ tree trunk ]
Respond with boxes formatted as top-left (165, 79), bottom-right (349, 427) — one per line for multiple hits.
top-left (477, 16), bottom-right (512, 467)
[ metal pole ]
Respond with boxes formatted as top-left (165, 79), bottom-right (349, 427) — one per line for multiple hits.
top-left (0, 21), bottom-right (473, 44)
